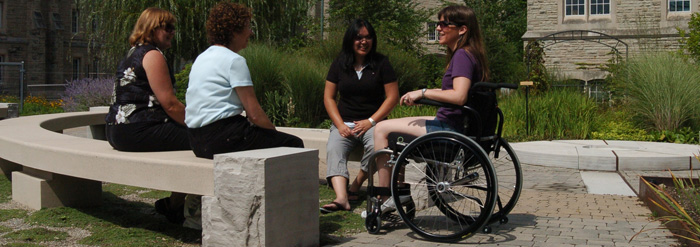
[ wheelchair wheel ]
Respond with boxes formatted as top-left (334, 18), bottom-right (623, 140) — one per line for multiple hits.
top-left (391, 131), bottom-right (497, 241)
top-left (488, 138), bottom-right (522, 223)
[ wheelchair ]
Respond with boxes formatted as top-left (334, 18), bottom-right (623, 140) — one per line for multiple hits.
top-left (364, 82), bottom-right (523, 242)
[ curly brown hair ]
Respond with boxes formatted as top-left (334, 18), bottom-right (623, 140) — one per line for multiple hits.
top-left (206, 2), bottom-right (252, 46)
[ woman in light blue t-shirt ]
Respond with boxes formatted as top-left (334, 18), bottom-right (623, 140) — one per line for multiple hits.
top-left (185, 2), bottom-right (303, 159)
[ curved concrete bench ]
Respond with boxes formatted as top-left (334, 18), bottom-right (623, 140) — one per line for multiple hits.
top-left (0, 109), bottom-right (320, 246)
top-left (0, 110), bottom-right (215, 198)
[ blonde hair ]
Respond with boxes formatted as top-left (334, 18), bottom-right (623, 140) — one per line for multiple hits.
top-left (128, 7), bottom-right (176, 47)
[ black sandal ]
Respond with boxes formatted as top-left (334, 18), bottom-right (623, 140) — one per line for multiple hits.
top-left (348, 190), bottom-right (361, 202)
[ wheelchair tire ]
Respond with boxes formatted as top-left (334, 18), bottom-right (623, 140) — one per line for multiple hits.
top-left (488, 139), bottom-right (523, 224)
top-left (391, 131), bottom-right (497, 241)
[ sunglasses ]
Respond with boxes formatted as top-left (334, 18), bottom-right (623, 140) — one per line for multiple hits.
top-left (436, 21), bottom-right (459, 28)
top-left (163, 24), bottom-right (176, 33)
top-left (354, 35), bottom-right (373, 42)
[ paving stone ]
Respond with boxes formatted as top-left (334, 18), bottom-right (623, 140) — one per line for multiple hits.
top-left (331, 164), bottom-right (680, 246)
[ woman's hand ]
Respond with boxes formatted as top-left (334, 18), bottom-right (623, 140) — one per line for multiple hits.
top-left (400, 90), bottom-right (422, 106)
top-left (337, 124), bottom-right (354, 138)
top-left (352, 119), bottom-right (372, 136)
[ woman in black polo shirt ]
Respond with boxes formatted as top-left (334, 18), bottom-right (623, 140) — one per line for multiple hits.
top-left (320, 19), bottom-right (399, 213)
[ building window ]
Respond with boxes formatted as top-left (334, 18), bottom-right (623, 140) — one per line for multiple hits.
top-left (72, 10), bottom-right (79, 34)
top-left (33, 12), bottom-right (46, 29)
top-left (669, 0), bottom-right (691, 12)
top-left (52, 13), bottom-right (64, 30)
top-left (565, 0), bottom-right (586, 16)
top-left (72, 58), bottom-right (81, 80)
top-left (590, 0), bottom-right (610, 15)
top-left (427, 22), bottom-right (438, 41)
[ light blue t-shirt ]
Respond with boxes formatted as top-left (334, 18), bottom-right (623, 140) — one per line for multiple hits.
top-left (185, 46), bottom-right (254, 128)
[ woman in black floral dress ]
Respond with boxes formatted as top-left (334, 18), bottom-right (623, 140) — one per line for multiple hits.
top-left (105, 7), bottom-right (189, 224)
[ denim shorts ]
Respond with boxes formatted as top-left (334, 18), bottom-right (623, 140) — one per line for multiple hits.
top-left (425, 118), bottom-right (458, 133)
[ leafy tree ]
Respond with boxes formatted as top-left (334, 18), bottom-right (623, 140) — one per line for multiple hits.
top-left (463, 0), bottom-right (527, 83)
top-left (328, 0), bottom-right (430, 54)
top-left (679, 12), bottom-right (700, 63)
top-left (75, 0), bottom-right (314, 69)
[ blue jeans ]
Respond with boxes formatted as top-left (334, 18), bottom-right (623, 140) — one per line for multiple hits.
top-left (425, 118), bottom-right (458, 133)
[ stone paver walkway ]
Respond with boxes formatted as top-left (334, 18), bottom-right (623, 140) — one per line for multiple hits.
top-left (328, 163), bottom-right (678, 246)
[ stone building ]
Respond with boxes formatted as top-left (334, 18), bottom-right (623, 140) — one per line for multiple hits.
top-left (523, 0), bottom-right (699, 82)
top-left (0, 0), bottom-right (102, 99)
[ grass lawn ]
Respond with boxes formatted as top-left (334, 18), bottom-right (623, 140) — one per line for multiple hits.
top-left (0, 174), bottom-right (365, 246)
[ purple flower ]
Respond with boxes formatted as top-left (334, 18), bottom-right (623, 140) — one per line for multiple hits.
top-left (61, 77), bottom-right (114, 112)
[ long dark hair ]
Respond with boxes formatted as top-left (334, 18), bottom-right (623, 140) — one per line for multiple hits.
top-left (438, 5), bottom-right (490, 82)
top-left (338, 19), bottom-right (380, 71)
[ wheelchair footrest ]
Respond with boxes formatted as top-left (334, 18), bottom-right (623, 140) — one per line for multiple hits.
top-left (368, 185), bottom-right (411, 197)
top-left (368, 186), bottom-right (391, 197)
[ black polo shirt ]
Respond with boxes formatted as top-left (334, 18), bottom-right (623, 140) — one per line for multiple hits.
top-left (326, 55), bottom-right (397, 122)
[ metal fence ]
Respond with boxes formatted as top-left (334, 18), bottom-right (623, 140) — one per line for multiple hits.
top-left (0, 61), bottom-right (25, 110)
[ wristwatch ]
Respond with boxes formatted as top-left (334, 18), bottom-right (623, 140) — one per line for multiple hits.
top-left (368, 117), bottom-right (377, 126)
top-left (421, 88), bottom-right (427, 99)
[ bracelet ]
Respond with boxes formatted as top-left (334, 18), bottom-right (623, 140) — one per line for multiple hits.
top-left (421, 88), bottom-right (427, 99)
top-left (368, 117), bottom-right (376, 126)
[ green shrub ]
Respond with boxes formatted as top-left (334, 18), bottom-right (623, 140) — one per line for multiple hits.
top-left (281, 54), bottom-right (327, 127)
top-left (298, 30), bottom-right (343, 65)
top-left (241, 43), bottom-right (327, 127)
top-left (21, 96), bottom-right (64, 116)
top-left (174, 63), bottom-right (191, 104)
top-left (679, 12), bottom-right (700, 63)
top-left (650, 127), bottom-right (700, 144)
top-left (617, 52), bottom-right (700, 131)
top-left (499, 89), bottom-right (599, 141)
top-left (378, 43), bottom-right (427, 94)
top-left (591, 110), bottom-right (653, 141)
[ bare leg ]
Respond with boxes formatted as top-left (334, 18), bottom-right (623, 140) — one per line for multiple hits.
top-left (322, 176), bottom-right (351, 210)
top-left (349, 170), bottom-right (369, 200)
top-left (373, 116), bottom-right (431, 201)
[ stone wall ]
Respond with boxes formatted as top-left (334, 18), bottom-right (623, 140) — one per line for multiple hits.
top-left (0, 0), bottom-right (102, 99)
top-left (525, 0), bottom-right (699, 81)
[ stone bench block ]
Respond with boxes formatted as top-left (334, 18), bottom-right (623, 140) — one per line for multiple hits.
top-left (202, 147), bottom-right (319, 247)
top-left (12, 167), bottom-right (101, 210)
top-left (0, 103), bottom-right (19, 119)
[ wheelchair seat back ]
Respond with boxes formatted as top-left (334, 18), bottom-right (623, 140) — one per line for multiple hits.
top-left (464, 89), bottom-right (498, 139)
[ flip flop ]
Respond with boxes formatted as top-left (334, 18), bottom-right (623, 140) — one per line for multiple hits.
top-left (320, 201), bottom-right (350, 214)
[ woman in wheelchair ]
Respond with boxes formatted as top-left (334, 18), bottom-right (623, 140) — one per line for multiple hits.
top-left (371, 5), bottom-right (490, 213)
top-left (320, 19), bottom-right (399, 214)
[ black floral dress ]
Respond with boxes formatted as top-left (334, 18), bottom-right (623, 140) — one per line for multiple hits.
top-left (106, 44), bottom-right (173, 125)
top-left (104, 44), bottom-right (189, 152)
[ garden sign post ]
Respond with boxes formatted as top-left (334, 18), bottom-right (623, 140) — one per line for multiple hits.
top-left (520, 81), bottom-right (533, 136)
